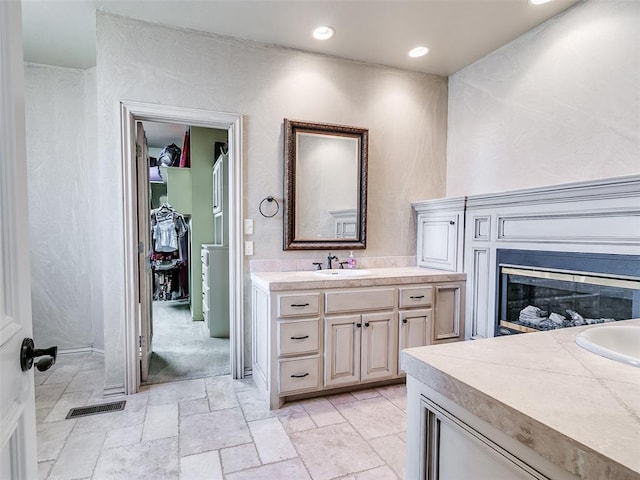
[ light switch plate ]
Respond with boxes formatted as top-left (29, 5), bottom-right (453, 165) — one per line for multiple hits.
top-left (244, 219), bottom-right (254, 235)
top-left (244, 240), bottom-right (254, 256)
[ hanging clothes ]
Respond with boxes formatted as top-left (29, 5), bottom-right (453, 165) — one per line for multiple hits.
top-left (151, 203), bottom-right (187, 253)
top-left (150, 203), bottom-right (190, 301)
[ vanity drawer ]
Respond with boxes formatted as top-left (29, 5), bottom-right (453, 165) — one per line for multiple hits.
top-left (278, 356), bottom-right (321, 394)
top-left (278, 319), bottom-right (320, 356)
top-left (399, 286), bottom-right (433, 308)
top-left (325, 288), bottom-right (395, 314)
top-left (278, 293), bottom-right (320, 317)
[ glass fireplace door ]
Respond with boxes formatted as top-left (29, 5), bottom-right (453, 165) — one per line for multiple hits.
top-left (498, 267), bottom-right (640, 335)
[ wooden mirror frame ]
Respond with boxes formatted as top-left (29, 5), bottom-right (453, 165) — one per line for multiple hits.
top-left (283, 119), bottom-right (368, 251)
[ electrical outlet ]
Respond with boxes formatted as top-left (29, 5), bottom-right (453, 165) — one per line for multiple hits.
top-left (244, 241), bottom-right (254, 256)
top-left (244, 218), bottom-right (254, 235)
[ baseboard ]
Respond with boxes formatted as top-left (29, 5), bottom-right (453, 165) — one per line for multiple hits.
top-left (57, 346), bottom-right (93, 355)
top-left (57, 346), bottom-right (105, 356)
top-left (103, 384), bottom-right (126, 398)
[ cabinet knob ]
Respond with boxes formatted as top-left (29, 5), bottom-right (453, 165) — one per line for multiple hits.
top-left (364, 322), bottom-right (370, 327)
top-left (449, 220), bottom-right (455, 225)
top-left (356, 323), bottom-right (362, 328)
top-left (402, 319), bottom-right (408, 324)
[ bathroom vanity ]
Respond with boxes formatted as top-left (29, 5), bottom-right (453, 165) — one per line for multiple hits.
top-left (251, 267), bottom-right (466, 409)
top-left (402, 319), bottom-right (640, 480)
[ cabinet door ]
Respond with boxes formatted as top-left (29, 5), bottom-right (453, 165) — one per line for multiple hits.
top-left (361, 312), bottom-right (398, 382)
top-left (417, 213), bottom-right (459, 271)
top-left (325, 315), bottom-right (361, 387)
top-left (433, 284), bottom-right (463, 343)
top-left (398, 309), bottom-right (431, 373)
top-left (212, 159), bottom-right (223, 215)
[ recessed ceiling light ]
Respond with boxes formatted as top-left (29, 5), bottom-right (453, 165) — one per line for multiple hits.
top-left (529, 0), bottom-right (553, 4)
top-left (408, 46), bottom-right (430, 58)
top-left (313, 26), bottom-right (335, 40)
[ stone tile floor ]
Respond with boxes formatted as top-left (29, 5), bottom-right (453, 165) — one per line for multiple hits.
top-left (35, 353), bottom-right (407, 479)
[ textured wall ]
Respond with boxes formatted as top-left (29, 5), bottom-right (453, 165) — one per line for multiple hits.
top-left (96, 13), bottom-right (448, 388)
top-left (24, 64), bottom-right (102, 351)
top-left (446, 0), bottom-right (640, 197)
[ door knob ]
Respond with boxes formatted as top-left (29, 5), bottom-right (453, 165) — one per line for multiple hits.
top-left (20, 338), bottom-right (58, 372)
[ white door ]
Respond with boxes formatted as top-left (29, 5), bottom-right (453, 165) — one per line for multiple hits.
top-left (135, 122), bottom-right (153, 383)
top-left (0, 1), bottom-right (38, 478)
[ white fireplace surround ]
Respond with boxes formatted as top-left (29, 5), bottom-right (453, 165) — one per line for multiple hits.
top-left (413, 174), bottom-right (640, 340)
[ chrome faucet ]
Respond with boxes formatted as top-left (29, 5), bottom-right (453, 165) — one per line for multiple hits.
top-left (327, 253), bottom-right (338, 269)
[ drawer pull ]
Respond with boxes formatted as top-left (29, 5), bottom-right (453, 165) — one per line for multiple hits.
top-left (410, 295), bottom-right (425, 300)
top-left (290, 303), bottom-right (310, 308)
top-left (290, 373), bottom-right (309, 378)
top-left (290, 335), bottom-right (309, 340)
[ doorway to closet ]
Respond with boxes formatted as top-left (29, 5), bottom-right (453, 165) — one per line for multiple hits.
top-left (141, 121), bottom-right (231, 385)
top-left (120, 101), bottom-right (244, 395)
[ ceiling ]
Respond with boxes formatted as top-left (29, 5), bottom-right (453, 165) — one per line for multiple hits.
top-left (21, 0), bottom-right (580, 76)
top-left (142, 122), bottom-right (188, 150)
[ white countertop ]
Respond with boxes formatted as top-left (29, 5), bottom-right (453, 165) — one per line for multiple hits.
top-left (251, 266), bottom-right (466, 291)
top-left (402, 319), bottom-right (640, 480)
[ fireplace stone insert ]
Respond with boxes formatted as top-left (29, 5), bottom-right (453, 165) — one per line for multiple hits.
top-left (496, 249), bottom-right (640, 335)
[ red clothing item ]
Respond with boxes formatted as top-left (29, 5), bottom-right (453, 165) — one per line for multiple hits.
top-left (179, 129), bottom-right (190, 168)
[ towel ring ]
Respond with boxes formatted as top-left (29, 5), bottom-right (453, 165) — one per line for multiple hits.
top-left (259, 196), bottom-right (279, 218)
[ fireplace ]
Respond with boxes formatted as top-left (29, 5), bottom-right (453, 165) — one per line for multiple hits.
top-left (496, 249), bottom-right (640, 336)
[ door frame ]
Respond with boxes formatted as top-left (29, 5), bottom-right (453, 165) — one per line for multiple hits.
top-left (120, 101), bottom-right (244, 393)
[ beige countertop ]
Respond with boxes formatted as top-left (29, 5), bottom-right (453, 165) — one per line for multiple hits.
top-left (402, 319), bottom-right (640, 480)
top-left (250, 266), bottom-right (466, 291)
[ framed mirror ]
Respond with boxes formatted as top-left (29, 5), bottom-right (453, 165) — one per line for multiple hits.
top-left (283, 119), bottom-right (368, 250)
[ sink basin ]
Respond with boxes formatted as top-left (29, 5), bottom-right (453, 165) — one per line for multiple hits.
top-left (313, 269), bottom-right (372, 278)
top-left (575, 325), bottom-right (640, 367)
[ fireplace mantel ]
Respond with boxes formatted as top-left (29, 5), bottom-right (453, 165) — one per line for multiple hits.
top-left (413, 174), bottom-right (640, 340)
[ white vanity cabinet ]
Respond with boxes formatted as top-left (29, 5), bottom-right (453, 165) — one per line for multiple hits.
top-left (324, 288), bottom-right (398, 387)
top-left (251, 268), bottom-right (466, 409)
top-left (252, 288), bottom-right (324, 408)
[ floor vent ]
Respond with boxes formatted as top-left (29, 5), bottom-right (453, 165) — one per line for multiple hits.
top-left (66, 401), bottom-right (126, 419)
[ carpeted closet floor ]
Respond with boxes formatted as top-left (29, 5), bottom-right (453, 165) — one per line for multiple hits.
top-left (146, 301), bottom-right (230, 384)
